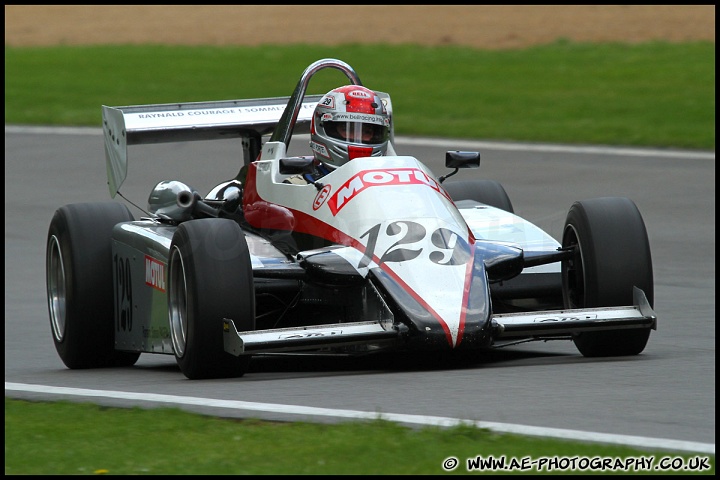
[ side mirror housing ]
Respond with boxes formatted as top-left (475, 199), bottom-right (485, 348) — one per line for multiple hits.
top-left (445, 151), bottom-right (480, 169)
top-left (439, 151), bottom-right (480, 183)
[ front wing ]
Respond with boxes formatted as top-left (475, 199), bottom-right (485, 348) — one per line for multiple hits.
top-left (222, 287), bottom-right (656, 355)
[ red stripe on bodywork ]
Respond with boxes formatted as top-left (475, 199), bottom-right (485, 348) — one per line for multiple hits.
top-left (376, 262), bottom-right (457, 347)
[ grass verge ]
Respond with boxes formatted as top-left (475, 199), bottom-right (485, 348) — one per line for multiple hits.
top-left (5, 398), bottom-right (714, 475)
top-left (4, 41), bottom-right (715, 149)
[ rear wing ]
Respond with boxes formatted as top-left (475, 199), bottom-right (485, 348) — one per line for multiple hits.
top-left (102, 95), bottom-right (321, 197)
top-left (102, 92), bottom-right (394, 198)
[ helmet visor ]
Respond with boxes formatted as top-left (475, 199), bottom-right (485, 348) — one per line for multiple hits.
top-left (326, 121), bottom-right (388, 145)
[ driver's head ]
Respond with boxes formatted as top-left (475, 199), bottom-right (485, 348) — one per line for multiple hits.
top-left (310, 85), bottom-right (390, 170)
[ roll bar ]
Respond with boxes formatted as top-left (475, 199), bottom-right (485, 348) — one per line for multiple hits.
top-left (269, 58), bottom-right (363, 149)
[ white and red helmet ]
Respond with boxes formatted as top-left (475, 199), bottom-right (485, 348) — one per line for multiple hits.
top-left (310, 85), bottom-right (390, 169)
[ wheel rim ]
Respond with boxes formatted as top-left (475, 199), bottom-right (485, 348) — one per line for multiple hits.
top-left (168, 246), bottom-right (189, 358)
top-left (46, 235), bottom-right (67, 342)
top-left (562, 225), bottom-right (585, 309)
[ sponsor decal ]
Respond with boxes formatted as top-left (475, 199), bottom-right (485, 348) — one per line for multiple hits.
top-left (534, 314), bottom-right (598, 323)
top-left (242, 105), bottom-right (284, 113)
top-left (310, 141), bottom-right (330, 160)
top-left (348, 89), bottom-right (372, 99)
top-left (138, 109), bottom-right (238, 119)
top-left (279, 330), bottom-right (342, 339)
top-left (185, 109), bottom-right (236, 116)
top-left (327, 168), bottom-right (450, 215)
top-left (133, 102), bottom-right (315, 122)
top-left (313, 184), bottom-right (332, 210)
top-left (141, 325), bottom-right (170, 339)
top-left (145, 255), bottom-right (166, 292)
top-left (332, 112), bottom-right (387, 125)
top-left (137, 112), bottom-right (186, 119)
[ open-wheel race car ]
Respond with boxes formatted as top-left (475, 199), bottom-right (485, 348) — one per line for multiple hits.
top-left (46, 58), bottom-right (656, 379)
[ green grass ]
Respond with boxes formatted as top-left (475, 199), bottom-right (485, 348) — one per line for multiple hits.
top-left (5, 398), bottom-right (714, 475)
top-left (4, 41), bottom-right (715, 149)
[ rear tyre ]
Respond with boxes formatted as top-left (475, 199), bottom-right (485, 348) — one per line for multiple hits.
top-left (562, 197), bottom-right (654, 356)
top-left (442, 179), bottom-right (514, 213)
top-left (168, 218), bottom-right (255, 379)
top-left (46, 202), bottom-right (141, 368)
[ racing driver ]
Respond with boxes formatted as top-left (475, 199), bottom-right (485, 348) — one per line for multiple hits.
top-left (286, 84), bottom-right (391, 184)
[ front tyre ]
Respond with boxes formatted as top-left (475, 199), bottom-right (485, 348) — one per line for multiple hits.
top-left (46, 202), bottom-right (141, 368)
top-left (168, 219), bottom-right (255, 379)
top-left (562, 197), bottom-right (654, 357)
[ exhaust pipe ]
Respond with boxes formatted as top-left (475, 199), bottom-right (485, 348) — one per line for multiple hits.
top-left (147, 180), bottom-right (198, 222)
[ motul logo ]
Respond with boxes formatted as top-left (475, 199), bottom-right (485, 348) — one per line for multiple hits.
top-left (145, 255), bottom-right (166, 292)
top-left (327, 168), bottom-right (448, 215)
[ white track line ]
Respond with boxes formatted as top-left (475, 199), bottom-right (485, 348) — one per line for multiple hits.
top-left (6, 382), bottom-right (714, 455)
top-left (5, 125), bottom-right (714, 160)
top-left (395, 136), bottom-right (715, 160)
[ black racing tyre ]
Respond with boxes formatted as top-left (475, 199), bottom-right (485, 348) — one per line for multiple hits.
top-left (46, 202), bottom-right (141, 369)
top-left (168, 218), bottom-right (255, 379)
top-left (561, 197), bottom-right (654, 357)
top-left (442, 179), bottom-right (514, 213)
